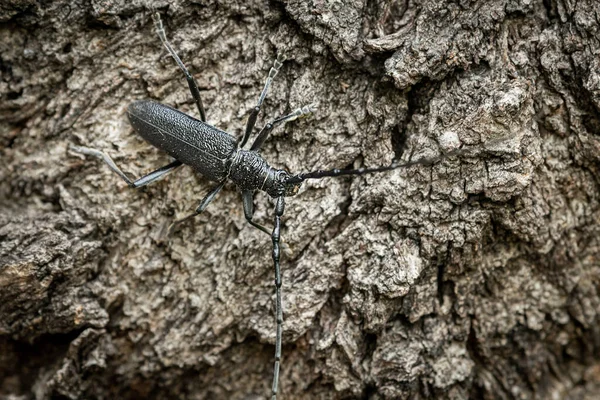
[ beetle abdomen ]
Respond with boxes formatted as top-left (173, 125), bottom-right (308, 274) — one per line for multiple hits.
top-left (127, 100), bottom-right (237, 182)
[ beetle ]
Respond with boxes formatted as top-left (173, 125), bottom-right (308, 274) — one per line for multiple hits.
top-left (71, 12), bottom-right (465, 399)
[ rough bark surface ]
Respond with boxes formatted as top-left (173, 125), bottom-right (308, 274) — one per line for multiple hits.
top-left (1, 0), bottom-right (600, 399)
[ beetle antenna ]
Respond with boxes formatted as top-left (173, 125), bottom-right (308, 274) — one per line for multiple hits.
top-left (287, 148), bottom-right (469, 184)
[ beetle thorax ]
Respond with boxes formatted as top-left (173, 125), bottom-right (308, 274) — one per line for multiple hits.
top-left (227, 150), bottom-right (273, 194)
top-left (227, 150), bottom-right (296, 198)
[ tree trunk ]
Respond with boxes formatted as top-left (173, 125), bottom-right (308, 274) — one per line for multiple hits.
top-left (1, 1), bottom-right (600, 399)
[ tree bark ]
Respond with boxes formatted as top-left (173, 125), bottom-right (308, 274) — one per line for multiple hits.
top-left (1, 0), bottom-right (600, 399)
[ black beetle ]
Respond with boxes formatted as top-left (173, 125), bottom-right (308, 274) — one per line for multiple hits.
top-left (72, 12), bottom-right (464, 399)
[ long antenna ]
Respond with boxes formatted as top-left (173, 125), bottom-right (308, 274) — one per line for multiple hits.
top-left (287, 148), bottom-right (469, 184)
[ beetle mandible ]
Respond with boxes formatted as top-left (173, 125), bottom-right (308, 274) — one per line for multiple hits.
top-left (72, 12), bottom-right (464, 399)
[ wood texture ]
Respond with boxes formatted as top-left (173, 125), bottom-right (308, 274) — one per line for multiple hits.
top-left (1, 1), bottom-right (600, 398)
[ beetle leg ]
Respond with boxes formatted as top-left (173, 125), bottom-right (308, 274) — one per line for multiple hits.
top-left (250, 104), bottom-right (316, 152)
top-left (70, 145), bottom-right (182, 188)
top-left (242, 191), bottom-right (273, 236)
top-left (238, 54), bottom-right (286, 149)
top-left (153, 12), bottom-right (207, 122)
top-left (167, 180), bottom-right (226, 234)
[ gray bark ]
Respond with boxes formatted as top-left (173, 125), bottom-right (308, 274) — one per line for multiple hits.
top-left (1, 0), bottom-right (600, 399)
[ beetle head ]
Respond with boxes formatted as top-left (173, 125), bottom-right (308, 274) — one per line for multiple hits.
top-left (284, 180), bottom-right (302, 196)
top-left (265, 170), bottom-right (301, 198)
top-left (278, 170), bottom-right (302, 197)
top-left (283, 174), bottom-right (303, 196)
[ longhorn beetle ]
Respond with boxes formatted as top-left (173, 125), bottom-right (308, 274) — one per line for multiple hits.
top-left (72, 12), bottom-right (466, 399)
